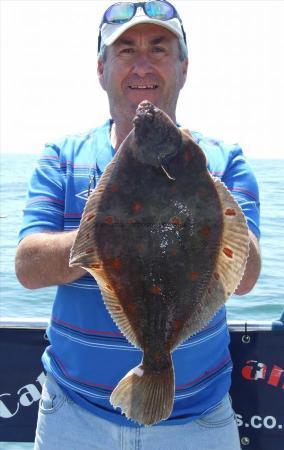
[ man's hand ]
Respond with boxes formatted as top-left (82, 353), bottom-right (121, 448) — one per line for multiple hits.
top-left (234, 230), bottom-right (261, 295)
top-left (15, 230), bottom-right (86, 289)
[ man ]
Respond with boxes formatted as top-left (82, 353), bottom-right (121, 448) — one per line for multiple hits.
top-left (15, 1), bottom-right (261, 449)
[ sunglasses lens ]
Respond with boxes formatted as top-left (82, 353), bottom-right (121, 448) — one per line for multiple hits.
top-left (105, 3), bottom-right (135, 24)
top-left (145, 1), bottom-right (175, 20)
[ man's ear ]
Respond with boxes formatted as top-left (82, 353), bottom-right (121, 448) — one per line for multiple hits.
top-left (97, 58), bottom-right (106, 90)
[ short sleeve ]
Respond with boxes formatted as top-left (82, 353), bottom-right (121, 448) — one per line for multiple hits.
top-left (222, 147), bottom-right (260, 239)
top-left (18, 144), bottom-right (65, 241)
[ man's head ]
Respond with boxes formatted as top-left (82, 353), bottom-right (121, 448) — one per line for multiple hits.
top-left (97, 1), bottom-right (188, 128)
top-left (98, 1), bottom-right (188, 61)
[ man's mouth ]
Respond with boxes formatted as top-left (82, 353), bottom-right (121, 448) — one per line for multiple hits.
top-left (128, 84), bottom-right (158, 90)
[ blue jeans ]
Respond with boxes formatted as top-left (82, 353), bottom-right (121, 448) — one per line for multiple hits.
top-left (34, 373), bottom-right (241, 450)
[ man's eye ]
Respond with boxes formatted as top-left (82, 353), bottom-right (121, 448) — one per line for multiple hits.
top-left (120, 48), bottom-right (135, 54)
top-left (152, 46), bottom-right (166, 53)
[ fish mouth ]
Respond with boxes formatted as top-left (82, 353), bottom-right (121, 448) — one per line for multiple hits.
top-left (133, 101), bottom-right (156, 126)
top-left (128, 84), bottom-right (158, 90)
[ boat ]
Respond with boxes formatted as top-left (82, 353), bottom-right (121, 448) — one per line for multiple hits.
top-left (1, 312), bottom-right (283, 449)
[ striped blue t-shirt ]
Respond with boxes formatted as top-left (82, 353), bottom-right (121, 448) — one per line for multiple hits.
top-left (19, 120), bottom-right (260, 426)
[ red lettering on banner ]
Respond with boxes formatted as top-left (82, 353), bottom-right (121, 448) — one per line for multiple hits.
top-left (267, 365), bottom-right (284, 389)
top-left (242, 360), bottom-right (267, 380)
top-left (242, 360), bottom-right (284, 390)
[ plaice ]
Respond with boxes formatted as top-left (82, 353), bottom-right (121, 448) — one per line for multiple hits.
top-left (70, 101), bottom-right (249, 426)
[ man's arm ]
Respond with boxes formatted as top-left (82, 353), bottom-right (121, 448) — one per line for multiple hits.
top-left (15, 231), bottom-right (86, 289)
top-left (234, 230), bottom-right (261, 295)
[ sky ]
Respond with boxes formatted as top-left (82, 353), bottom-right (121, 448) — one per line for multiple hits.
top-left (1, 0), bottom-right (284, 159)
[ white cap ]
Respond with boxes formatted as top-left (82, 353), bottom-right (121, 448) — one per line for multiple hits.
top-left (100, 12), bottom-right (186, 48)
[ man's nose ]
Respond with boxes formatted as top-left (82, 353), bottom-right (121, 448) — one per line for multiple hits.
top-left (131, 55), bottom-right (153, 76)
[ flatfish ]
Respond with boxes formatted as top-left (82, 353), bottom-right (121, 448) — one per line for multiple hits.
top-left (70, 101), bottom-right (249, 425)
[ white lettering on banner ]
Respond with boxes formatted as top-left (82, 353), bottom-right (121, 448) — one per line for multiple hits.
top-left (37, 372), bottom-right (46, 388)
top-left (235, 414), bottom-right (244, 427)
top-left (251, 416), bottom-right (263, 429)
top-left (0, 394), bottom-right (20, 418)
top-left (0, 371), bottom-right (46, 419)
top-left (263, 416), bottom-right (277, 429)
top-left (236, 414), bottom-right (283, 431)
top-left (18, 384), bottom-right (41, 407)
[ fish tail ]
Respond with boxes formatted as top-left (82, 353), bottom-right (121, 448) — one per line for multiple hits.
top-left (110, 357), bottom-right (175, 426)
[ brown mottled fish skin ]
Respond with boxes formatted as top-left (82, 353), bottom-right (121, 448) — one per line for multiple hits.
top-left (70, 101), bottom-right (249, 426)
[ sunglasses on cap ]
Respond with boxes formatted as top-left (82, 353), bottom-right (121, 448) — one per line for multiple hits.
top-left (98, 0), bottom-right (187, 53)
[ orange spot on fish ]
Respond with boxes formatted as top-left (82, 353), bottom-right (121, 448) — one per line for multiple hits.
top-left (223, 247), bottom-right (233, 258)
top-left (170, 248), bottom-right (178, 257)
top-left (86, 214), bottom-right (95, 222)
top-left (110, 258), bottom-right (122, 270)
top-left (86, 233), bottom-right (90, 239)
top-left (126, 303), bottom-right (136, 314)
top-left (200, 226), bottom-right (210, 237)
top-left (128, 218), bottom-right (135, 224)
top-left (188, 272), bottom-right (199, 281)
top-left (225, 208), bottom-right (236, 216)
top-left (184, 150), bottom-right (193, 161)
top-left (105, 216), bottom-right (114, 224)
top-left (136, 243), bottom-right (145, 253)
top-left (172, 319), bottom-right (183, 331)
top-left (111, 184), bottom-right (119, 193)
top-left (214, 272), bottom-right (220, 280)
top-left (171, 185), bottom-right (177, 193)
top-left (150, 285), bottom-right (162, 295)
top-left (197, 187), bottom-right (208, 197)
top-left (208, 287), bottom-right (212, 294)
top-left (132, 202), bottom-right (143, 214)
top-left (170, 217), bottom-right (182, 225)
top-left (90, 263), bottom-right (100, 269)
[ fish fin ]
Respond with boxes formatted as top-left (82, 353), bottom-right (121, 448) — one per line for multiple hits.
top-left (72, 262), bottom-right (141, 349)
top-left (110, 357), bottom-right (174, 426)
top-left (69, 159), bottom-right (116, 268)
top-left (88, 270), bottom-right (141, 348)
top-left (212, 177), bottom-right (250, 292)
top-left (174, 177), bottom-right (249, 346)
top-left (69, 157), bottom-right (140, 348)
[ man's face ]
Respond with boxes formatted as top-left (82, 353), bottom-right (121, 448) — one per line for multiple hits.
top-left (98, 24), bottom-right (188, 125)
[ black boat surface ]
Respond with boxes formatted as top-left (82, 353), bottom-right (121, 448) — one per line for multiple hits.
top-left (1, 313), bottom-right (283, 450)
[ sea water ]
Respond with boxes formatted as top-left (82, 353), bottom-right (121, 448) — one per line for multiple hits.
top-left (1, 155), bottom-right (283, 321)
top-left (0, 155), bottom-right (283, 449)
